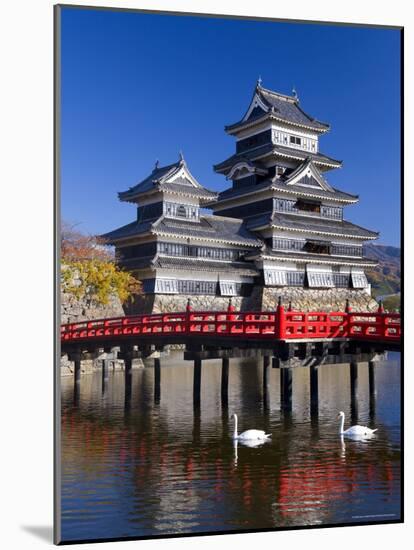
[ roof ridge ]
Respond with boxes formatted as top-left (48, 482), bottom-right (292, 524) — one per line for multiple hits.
top-left (257, 84), bottom-right (297, 103)
top-left (203, 213), bottom-right (244, 223)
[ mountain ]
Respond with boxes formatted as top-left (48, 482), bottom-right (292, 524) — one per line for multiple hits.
top-left (364, 243), bottom-right (401, 298)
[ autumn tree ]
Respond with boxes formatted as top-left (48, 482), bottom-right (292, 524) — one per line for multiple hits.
top-left (61, 221), bottom-right (141, 305)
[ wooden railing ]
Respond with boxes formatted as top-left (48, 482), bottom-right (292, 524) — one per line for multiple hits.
top-left (61, 302), bottom-right (401, 344)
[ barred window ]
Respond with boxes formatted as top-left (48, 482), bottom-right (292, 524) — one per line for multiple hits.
top-left (307, 272), bottom-right (334, 288)
top-left (331, 244), bottom-right (363, 256)
top-left (154, 279), bottom-right (178, 294)
top-left (351, 272), bottom-right (368, 288)
top-left (273, 199), bottom-right (296, 213)
top-left (333, 273), bottom-right (350, 288)
top-left (177, 280), bottom-right (217, 295)
top-left (264, 269), bottom-right (287, 286)
top-left (272, 238), bottom-right (304, 251)
top-left (321, 206), bottom-right (343, 220)
top-left (164, 202), bottom-right (199, 221)
top-left (219, 281), bottom-right (237, 296)
top-left (287, 271), bottom-right (305, 286)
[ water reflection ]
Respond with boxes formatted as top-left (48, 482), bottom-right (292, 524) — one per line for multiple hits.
top-left (60, 352), bottom-right (401, 542)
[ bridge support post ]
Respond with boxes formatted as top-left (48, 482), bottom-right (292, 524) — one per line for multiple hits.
top-left (102, 359), bottom-right (109, 393)
top-left (368, 359), bottom-right (377, 420)
top-left (221, 358), bottom-right (229, 407)
top-left (72, 353), bottom-right (82, 404)
top-left (350, 360), bottom-right (358, 423)
top-left (193, 359), bottom-right (202, 408)
top-left (368, 360), bottom-right (376, 398)
top-left (263, 356), bottom-right (270, 410)
top-left (124, 355), bottom-right (133, 405)
top-left (73, 354), bottom-right (81, 387)
top-left (280, 368), bottom-right (292, 412)
top-left (310, 365), bottom-right (319, 415)
top-left (154, 357), bottom-right (161, 403)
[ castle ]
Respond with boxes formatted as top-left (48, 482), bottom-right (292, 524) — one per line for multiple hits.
top-left (102, 82), bottom-right (378, 313)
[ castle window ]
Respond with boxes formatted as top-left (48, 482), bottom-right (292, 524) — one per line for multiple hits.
top-left (290, 136), bottom-right (302, 145)
top-left (176, 205), bottom-right (187, 217)
top-left (351, 271), bottom-right (368, 288)
top-left (264, 269), bottom-right (287, 286)
top-left (303, 240), bottom-right (331, 255)
top-left (295, 199), bottom-right (321, 213)
top-left (219, 281), bottom-right (237, 296)
top-left (307, 272), bottom-right (334, 288)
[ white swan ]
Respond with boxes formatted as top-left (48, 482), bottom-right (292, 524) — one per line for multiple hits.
top-left (232, 413), bottom-right (271, 441)
top-left (337, 411), bottom-right (377, 436)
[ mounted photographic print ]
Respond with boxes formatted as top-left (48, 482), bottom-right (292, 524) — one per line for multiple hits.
top-left (55, 4), bottom-right (403, 544)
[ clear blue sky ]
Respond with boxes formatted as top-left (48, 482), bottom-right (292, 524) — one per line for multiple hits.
top-left (60, 7), bottom-right (401, 246)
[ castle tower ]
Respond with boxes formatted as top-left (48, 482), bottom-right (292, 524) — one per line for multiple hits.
top-left (210, 82), bottom-right (379, 310)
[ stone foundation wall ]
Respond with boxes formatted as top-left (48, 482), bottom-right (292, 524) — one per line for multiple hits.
top-left (125, 286), bottom-right (378, 314)
top-left (260, 287), bottom-right (378, 312)
top-left (61, 270), bottom-right (125, 324)
top-left (126, 294), bottom-right (247, 314)
top-left (60, 355), bottom-right (144, 377)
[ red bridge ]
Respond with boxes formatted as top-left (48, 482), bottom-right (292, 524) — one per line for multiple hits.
top-left (61, 300), bottom-right (401, 346)
top-left (60, 300), bottom-right (401, 411)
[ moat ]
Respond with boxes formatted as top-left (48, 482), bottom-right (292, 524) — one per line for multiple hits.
top-left (60, 351), bottom-right (401, 542)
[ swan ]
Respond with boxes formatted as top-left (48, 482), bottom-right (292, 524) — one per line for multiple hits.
top-left (232, 413), bottom-right (271, 441)
top-left (337, 411), bottom-right (377, 437)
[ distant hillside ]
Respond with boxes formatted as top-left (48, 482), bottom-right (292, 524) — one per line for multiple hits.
top-left (364, 243), bottom-right (401, 298)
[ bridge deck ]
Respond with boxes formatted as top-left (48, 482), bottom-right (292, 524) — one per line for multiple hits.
top-left (61, 304), bottom-right (401, 353)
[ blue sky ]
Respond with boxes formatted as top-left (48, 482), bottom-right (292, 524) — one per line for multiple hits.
top-left (60, 7), bottom-right (401, 246)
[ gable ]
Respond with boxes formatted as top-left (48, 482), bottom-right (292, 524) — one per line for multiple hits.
top-left (285, 160), bottom-right (334, 192)
top-left (242, 92), bottom-right (269, 122)
top-left (163, 163), bottom-right (202, 189)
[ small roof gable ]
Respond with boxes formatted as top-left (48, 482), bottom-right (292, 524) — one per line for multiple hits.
top-left (118, 155), bottom-right (217, 204)
top-left (282, 158), bottom-right (334, 192)
top-left (225, 83), bottom-right (330, 134)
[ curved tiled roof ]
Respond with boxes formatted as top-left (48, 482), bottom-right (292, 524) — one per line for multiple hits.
top-left (153, 255), bottom-right (259, 276)
top-left (268, 212), bottom-right (378, 239)
top-left (100, 215), bottom-right (263, 247)
top-left (119, 158), bottom-right (217, 204)
top-left (225, 84), bottom-right (330, 133)
top-left (214, 143), bottom-right (342, 174)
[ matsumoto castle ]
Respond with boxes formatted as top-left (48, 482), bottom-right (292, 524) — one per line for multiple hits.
top-left (102, 82), bottom-right (379, 313)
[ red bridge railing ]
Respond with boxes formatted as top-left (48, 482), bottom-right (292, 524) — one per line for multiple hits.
top-left (61, 301), bottom-right (401, 344)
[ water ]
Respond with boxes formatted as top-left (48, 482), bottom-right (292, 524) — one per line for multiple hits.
top-left (60, 352), bottom-right (401, 542)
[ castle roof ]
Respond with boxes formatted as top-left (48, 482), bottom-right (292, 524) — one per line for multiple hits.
top-left (246, 247), bottom-right (378, 268)
top-left (101, 214), bottom-right (263, 248)
top-left (214, 143), bottom-right (342, 174)
top-left (225, 83), bottom-right (330, 134)
top-left (245, 211), bottom-right (379, 240)
top-left (118, 156), bottom-right (217, 204)
top-left (213, 158), bottom-right (357, 206)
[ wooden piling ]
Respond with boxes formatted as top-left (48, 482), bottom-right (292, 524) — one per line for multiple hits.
top-left (263, 356), bottom-right (270, 391)
top-left (263, 356), bottom-right (270, 410)
top-left (280, 368), bottom-right (293, 411)
top-left (124, 356), bottom-right (133, 404)
top-left (221, 357), bottom-right (229, 406)
top-left (310, 365), bottom-right (319, 414)
top-left (154, 357), bottom-right (161, 403)
top-left (74, 356), bottom-right (81, 386)
top-left (102, 359), bottom-right (109, 393)
top-left (193, 358), bottom-right (202, 407)
top-left (350, 360), bottom-right (358, 397)
top-left (368, 360), bottom-right (376, 397)
top-left (350, 360), bottom-right (359, 423)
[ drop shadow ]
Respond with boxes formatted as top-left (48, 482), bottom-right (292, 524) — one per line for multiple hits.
top-left (21, 525), bottom-right (53, 543)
